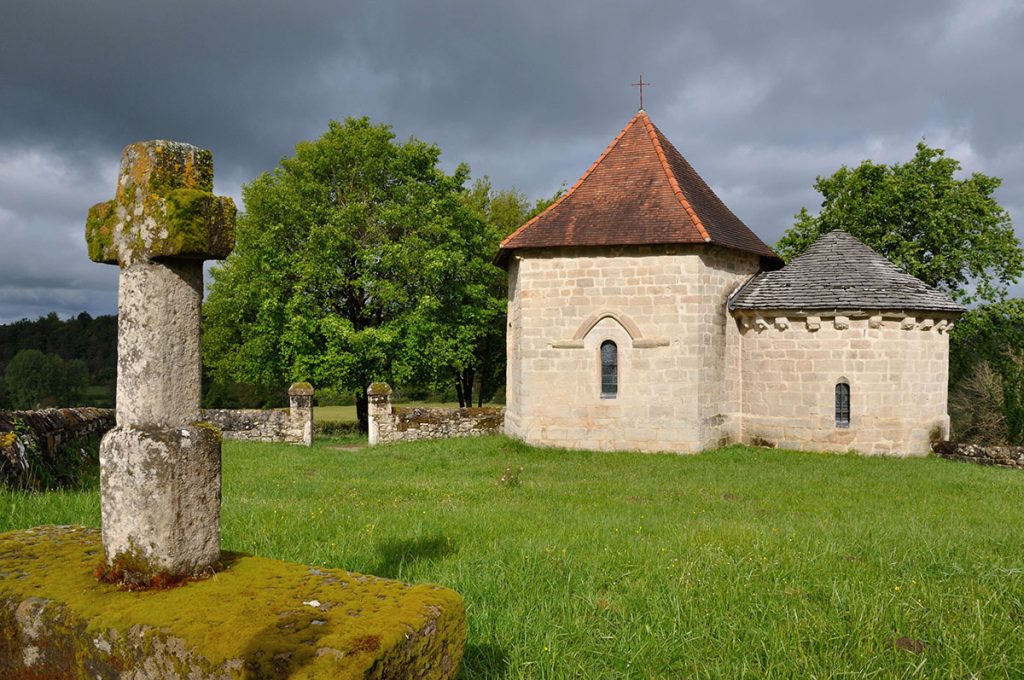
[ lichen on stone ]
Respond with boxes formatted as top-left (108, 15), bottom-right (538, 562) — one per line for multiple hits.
top-left (84, 140), bottom-right (236, 267)
top-left (0, 525), bottom-right (466, 678)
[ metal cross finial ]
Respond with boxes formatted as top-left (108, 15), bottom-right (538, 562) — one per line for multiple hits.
top-left (631, 74), bottom-right (651, 110)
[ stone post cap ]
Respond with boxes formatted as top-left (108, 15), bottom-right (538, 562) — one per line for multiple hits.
top-left (86, 140), bottom-right (236, 266)
top-left (288, 382), bottom-right (315, 397)
top-left (367, 382), bottom-right (392, 397)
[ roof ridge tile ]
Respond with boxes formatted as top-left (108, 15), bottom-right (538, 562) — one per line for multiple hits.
top-left (640, 113), bottom-right (711, 242)
top-left (499, 112), bottom-right (645, 250)
top-left (496, 112), bottom-right (778, 265)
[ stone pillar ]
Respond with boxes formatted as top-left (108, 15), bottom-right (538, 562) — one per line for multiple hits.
top-left (288, 382), bottom-right (314, 446)
top-left (367, 382), bottom-right (393, 446)
top-left (85, 140), bottom-right (235, 583)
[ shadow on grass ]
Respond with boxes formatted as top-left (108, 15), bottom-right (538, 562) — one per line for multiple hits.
top-left (372, 534), bottom-right (457, 578)
top-left (459, 642), bottom-right (511, 678)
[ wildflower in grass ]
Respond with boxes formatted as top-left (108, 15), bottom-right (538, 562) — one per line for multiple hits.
top-left (499, 463), bottom-right (524, 488)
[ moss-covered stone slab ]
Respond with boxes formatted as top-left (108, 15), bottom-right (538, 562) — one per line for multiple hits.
top-left (0, 526), bottom-right (465, 678)
top-left (85, 140), bottom-right (236, 266)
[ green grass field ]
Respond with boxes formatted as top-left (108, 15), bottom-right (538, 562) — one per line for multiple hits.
top-left (3, 436), bottom-right (1023, 677)
top-left (313, 401), bottom-right (487, 423)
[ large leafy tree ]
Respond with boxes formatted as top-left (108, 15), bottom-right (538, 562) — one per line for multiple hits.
top-left (413, 178), bottom-right (561, 407)
top-left (3, 349), bottom-right (89, 409)
top-left (777, 142), bottom-right (1022, 304)
top-left (203, 117), bottom-right (491, 431)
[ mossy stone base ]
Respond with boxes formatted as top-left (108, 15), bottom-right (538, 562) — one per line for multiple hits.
top-left (0, 526), bottom-right (465, 678)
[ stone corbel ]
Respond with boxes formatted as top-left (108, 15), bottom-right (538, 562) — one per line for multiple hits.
top-left (919, 318), bottom-right (934, 331)
top-left (754, 316), bottom-right (770, 331)
top-left (806, 316), bottom-right (821, 332)
top-left (834, 316), bottom-right (849, 330)
top-left (774, 317), bottom-right (790, 331)
top-left (900, 317), bottom-right (917, 330)
top-left (868, 315), bottom-right (883, 329)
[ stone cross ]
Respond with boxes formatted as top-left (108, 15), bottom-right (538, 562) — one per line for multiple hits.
top-left (86, 141), bottom-right (235, 583)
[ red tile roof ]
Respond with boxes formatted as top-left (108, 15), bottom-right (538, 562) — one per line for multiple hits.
top-left (497, 111), bottom-right (778, 265)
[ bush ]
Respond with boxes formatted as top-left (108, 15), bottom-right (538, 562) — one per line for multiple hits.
top-left (313, 386), bottom-right (356, 406)
top-left (950, 358), bottom-right (1024, 446)
top-left (3, 349), bottom-right (89, 409)
top-left (313, 421), bottom-right (362, 436)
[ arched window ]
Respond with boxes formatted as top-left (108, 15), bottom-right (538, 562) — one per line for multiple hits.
top-left (835, 381), bottom-right (850, 428)
top-left (600, 340), bottom-right (618, 398)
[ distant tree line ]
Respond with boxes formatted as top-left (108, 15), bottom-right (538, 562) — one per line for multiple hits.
top-left (0, 312), bottom-right (117, 409)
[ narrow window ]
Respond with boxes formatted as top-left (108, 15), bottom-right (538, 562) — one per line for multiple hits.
top-left (600, 340), bottom-right (618, 398)
top-left (835, 382), bottom-right (850, 428)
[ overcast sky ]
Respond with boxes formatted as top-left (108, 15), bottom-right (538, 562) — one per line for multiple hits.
top-left (2, 0), bottom-right (1022, 322)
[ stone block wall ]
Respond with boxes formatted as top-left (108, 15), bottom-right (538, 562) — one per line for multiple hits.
top-left (735, 311), bottom-right (956, 456)
top-left (201, 383), bottom-right (314, 446)
top-left (0, 384), bottom-right (314, 474)
top-left (368, 383), bottom-right (503, 445)
top-left (0, 407), bottom-right (115, 457)
top-left (504, 244), bottom-right (758, 453)
top-left (933, 440), bottom-right (1024, 469)
top-left (697, 247), bottom-right (762, 448)
top-left (0, 407), bottom-right (115, 486)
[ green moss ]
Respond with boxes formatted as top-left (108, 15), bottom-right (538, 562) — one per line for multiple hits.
top-left (84, 200), bottom-right (118, 264)
top-left (368, 382), bottom-right (392, 397)
top-left (191, 420), bottom-right (223, 444)
top-left (148, 143), bottom-right (214, 194)
top-left (163, 188), bottom-right (215, 251)
top-left (0, 526), bottom-right (466, 678)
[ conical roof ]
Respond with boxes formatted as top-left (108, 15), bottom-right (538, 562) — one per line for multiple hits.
top-left (729, 230), bottom-right (965, 313)
top-left (496, 111), bottom-right (777, 265)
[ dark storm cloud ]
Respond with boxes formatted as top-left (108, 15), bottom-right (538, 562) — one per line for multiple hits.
top-left (2, 0), bottom-right (1023, 322)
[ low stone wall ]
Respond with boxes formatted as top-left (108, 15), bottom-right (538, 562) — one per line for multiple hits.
top-left (201, 382), bottom-right (314, 446)
top-left (0, 384), bottom-right (314, 480)
top-left (0, 407), bottom-right (115, 458)
top-left (367, 383), bottom-right (504, 446)
top-left (0, 407), bottom-right (115, 487)
top-left (933, 440), bottom-right (1024, 470)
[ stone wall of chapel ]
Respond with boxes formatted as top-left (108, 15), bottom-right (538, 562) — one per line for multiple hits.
top-left (503, 245), bottom-right (753, 453)
top-left (505, 257), bottom-right (524, 437)
top-left (737, 313), bottom-right (954, 456)
top-left (697, 248), bottom-right (761, 448)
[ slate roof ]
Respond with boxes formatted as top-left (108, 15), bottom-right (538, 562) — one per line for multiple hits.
top-left (496, 111), bottom-right (778, 266)
top-left (729, 230), bottom-right (965, 314)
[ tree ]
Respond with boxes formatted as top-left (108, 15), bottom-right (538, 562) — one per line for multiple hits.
top-left (203, 117), bottom-right (492, 431)
top-left (410, 178), bottom-right (562, 407)
top-left (777, 142), bottom-right (1022, 304)
top-left (3, 349), bottom-right (88, 409)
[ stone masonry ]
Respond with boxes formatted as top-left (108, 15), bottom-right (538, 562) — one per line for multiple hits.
top-left (368, 383), bottom-right (503, 445)
top-left (933, 440), bottom-right (1024, 469)
top-left (85, 140), bottom-right (235, 581)
top-left (735, 312), bottom-right (955, 456)
top-left (505, 244), bottom-right (759, 453)
top-left (202, 382), bottom-right (314, 446)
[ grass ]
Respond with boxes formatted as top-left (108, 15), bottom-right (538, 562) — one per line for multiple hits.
top-left (314, 401), bottom-right (498, 423)
top-left (3, 436), bottom-right (1024, 677)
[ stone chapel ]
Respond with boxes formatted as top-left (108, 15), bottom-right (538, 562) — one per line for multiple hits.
top-left (496, 111), bottom-right (964, 456)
